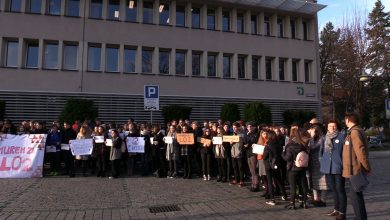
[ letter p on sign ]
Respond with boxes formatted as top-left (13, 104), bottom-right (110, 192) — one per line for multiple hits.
top-left (145, 85), bottom-right (159, 98)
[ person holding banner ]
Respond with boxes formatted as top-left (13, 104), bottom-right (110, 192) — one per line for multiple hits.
top-left (45, 124), bottom-right (62, 176)
top-left (109, 129), bottom-right (123, 179)
top-left (214, 126), bottom-right (228, 182)
top-left (61, 122), bottom-right (77, 177)
top-left (257, 130), bottom-right (269, 197)
top-left (200, 129), bottom-right (213, 181)
top-left (165, 125), bottom-right (179, 178)
top-left (126, 123), bottom-right (139, 176)
top-left (93, 126), bottom-right (109, 178)
top-left (244, 122), bottom-right (260, 192)
top-left (230, 122), bottom-right (245, 187)
top-left (180, 125), bottom-right (194, 179)
top-left (76, 126), bottom-right (91, 177)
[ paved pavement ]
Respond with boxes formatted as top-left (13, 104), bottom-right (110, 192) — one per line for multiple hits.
top-left (0, 151), bottom-right (389, 220)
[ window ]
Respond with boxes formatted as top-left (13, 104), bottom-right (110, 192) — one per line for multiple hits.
top-left (207, 9), bottom-right (215, 30)
top-left (159, 50), bottom-right (170, 74)
top-left (90, 0), bottom-right (102, 19)
top-left (159, 3), bottom-right (169, 25)
top-left (237, 13), bottom-right (244, 33)
top-left (176, 5), bottom-right (185, 27)
top-left (4, 40), bottom-right (18, 67)
top-left (143, 1), bottom-right (154, 24)
top-left (303, 21), bottom-right (308, 40)
top-left (142, 48), bottom-right (153, 73)
top-left (265, 57), bottom-right (273, 80)
top-left (290, 19), bottom-right (296, 39)
top-left (252, 56), bottom-right (260, 80)
top-left (48, 0), bottom-right (61, 15)
top-left (9, 0), bottom-right (21, 12)
top-left (191, 7), bottom-right (200, 28)
top-left (251, 15), bottom-right (257, 34)
top-left (124, 48), bottom-right (136, 73)
top-left (292, 60), bottom-right (299, 82)
top-left (44, 42), bottom-right (58, 69)
top-left (66, 0), bottom-right (79, 16)
top-left (126, 0), bottom-right (137, 22)
top-left (223, 55), bottom-right (231, 78)
top-left (27, 0), bottom-right (42, 14)
top-left (63, 43), bottom-right (78, 70)
top-left (25, 42), bottom-right (39, 68)
top-left (88, 44), bottom-right (101, 71)
top-left (207, 54), bottom-right (216, 77)
top-left (175, 50), bottom-right (186, 75)
top-left (264, 16), bottom-right (271, 36)
top-left (277, 18), bottom-right (284, 37)
top-left (304, 61), bottom-right (311, 82)
top-left (108, 0), bottom-right (120, 20)
top-left (192, 51), bottom-right (201, 76)
top-left (106, 46), bottom-right (119, 72)
top-left (238, 56), bottom-right (246, 79)
top-left (222, 11), bottom-right (230, 32)
top-left (279, 59), bottom-right (285, 80)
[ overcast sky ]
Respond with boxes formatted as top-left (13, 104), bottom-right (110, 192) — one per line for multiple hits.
top-left (317, 0), bottom-right (390, 30)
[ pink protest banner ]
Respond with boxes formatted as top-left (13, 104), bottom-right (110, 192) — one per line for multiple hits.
top-left (0, 134), bottom-right (46, 178)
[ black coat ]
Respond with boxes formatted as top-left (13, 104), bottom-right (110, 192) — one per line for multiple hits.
top-left (282, 141), bottom-right (307, 171)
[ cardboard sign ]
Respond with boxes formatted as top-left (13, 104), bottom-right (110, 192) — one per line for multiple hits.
top-left (163, 136), bottom-right (173, 144)
top-left (94, 136), bottom-right (105, 143)
top-left (212, 137), bottom-right (223, 145)
top-left (201, 138), bottom-right (212, 146)
top-left (126, 137), bottom-right (145, 153)
top-left (223, 135), bottom-right (240, 143)
top-left (252, 144), bottom-right (265, 154)
top-left (69, 139), bottom-right (93, 156)
top-left (176, 133), bottom-right (194, 145)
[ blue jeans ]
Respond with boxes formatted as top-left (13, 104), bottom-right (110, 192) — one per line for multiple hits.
top-left (349, 179), bottom-right (367, 220)
top-left (326, 174), bottom-right (347, 213)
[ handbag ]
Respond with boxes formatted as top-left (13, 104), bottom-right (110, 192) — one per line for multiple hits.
top-left (349, 136), bottom-right (369, 192)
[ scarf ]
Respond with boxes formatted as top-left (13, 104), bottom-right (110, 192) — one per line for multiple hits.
top-left (324, 131), bottom-right (338, 153)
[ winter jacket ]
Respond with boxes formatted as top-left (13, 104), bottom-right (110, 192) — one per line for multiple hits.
top-left (320, 133), bottom-right (345, 174)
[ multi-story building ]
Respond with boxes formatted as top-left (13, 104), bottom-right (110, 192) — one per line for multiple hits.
top-left (0, 0), bottom-right (325, 124)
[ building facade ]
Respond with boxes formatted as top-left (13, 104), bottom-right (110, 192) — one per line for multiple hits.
top-left (0, 0), bottom-right (325, 124)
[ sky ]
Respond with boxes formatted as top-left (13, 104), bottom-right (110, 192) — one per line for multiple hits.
top-left (317, 0), bottom-right (390, 30)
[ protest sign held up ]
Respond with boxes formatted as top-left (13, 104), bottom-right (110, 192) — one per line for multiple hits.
top-left (69, 139), bottom-right (93, 156)
top-left (126, 137), bottom-right (145, 153)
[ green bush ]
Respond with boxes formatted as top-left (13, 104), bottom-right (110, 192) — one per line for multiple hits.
top-left (162, 105), bottom-right (192, 123)
top-left (59, 99), bottom-right (98, 123)
top-left (282, 110), bottom-right (316, 127)
top-left (244, 102), bottom-right (272, 125)
top-left (0, 100), bottom-right (5, 120)
top-left (220, 103), bottom-right (241, 123)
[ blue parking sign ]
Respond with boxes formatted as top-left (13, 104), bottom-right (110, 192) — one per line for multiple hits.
top-left (145, 85), bottom-right (159, 98)
top-left (144, 85), bottom-right (159, 111)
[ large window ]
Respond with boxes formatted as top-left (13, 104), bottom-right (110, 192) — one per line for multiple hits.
top-left (279, 59), bottom-right (285, 80)
top-left (88, 44), bottom-right (101, 71)
top-left (25, 42), bottom-right (39, 68)
top-left (63, 43), bottom-right (78, 70)
top-left (251, 15), bottom-right (257, 34)
top-left (108, 0), bottom-right (120, 20)
top-left (264, 16), bottom-right (271, 36)
top-left (143, 1), bottom-right (154, 24)
top-left (223, 55), bottom-right (231, 78)
top-left (305, 61), bottom-right (311, 82)
top-left (4, 40), bottom-right (18, 67)
top-left (303, 21), bottom-right (308, 40)
top-left (159, 50), bottom-right (170, 74)
top-left (175, 50), bottom-right (186, 75)
top-left (9, 0), bottom-right (22, 12)
top-left (252, 56), bottom-right (260, 80)
top-left (237, 13), bottom-right (244, 33)
top-left (292, 60), bottom-right (299, 82)
top-left (159, 3), bottom-right (169, 25)
top-left (27, 0), bottom-right (42, 13)
top-left (207, 9), bottom-right (215, 30)
top-left (222, 11), bottom-right (230, 32)
top-left (142, 48), bottom-right (153, 73)
top-left (277, 18), bottom-right (284, 37)
top-left (66, 0), bottom-right (79, 16)
top-left (47, 0), bottom-right (61, 15)
top-left (207, 54), bottom-right (216, 77)
top-left (125, 0), bottom-right (137, 22)
top-left (176, 5), bottom-right (185, 27)
top-left (90, 0), bottom-right (102, 19)
top-left (106, 46), bottom-right (119, 72)
top-left (124, 47), bottom-right (136, 73)
top-left (238, 56), bottom-right (246, 79)
top-left (265, 57), bottom-right (273, 80)
top-left (191, 7), bottom-right (200, 28)
top-left (44, 42), bottom-right (59, 69)
top-left (192, 51), bottom-right (201, 76)
top-left (290, 19), bottom-right (296, 39)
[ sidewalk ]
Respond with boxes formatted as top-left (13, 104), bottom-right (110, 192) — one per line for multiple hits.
top-left (0, 153), bottom-right (388, 220)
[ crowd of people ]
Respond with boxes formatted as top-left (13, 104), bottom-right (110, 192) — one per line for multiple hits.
top-left (0, 112), bottom-right (371, 220)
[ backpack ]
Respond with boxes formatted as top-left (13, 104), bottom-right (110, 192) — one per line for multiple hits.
top-left (294, 151), bottom-right (309, 167)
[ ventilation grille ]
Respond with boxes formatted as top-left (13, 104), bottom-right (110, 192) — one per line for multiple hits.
top-left (149, 205), bottom-right (180, 213)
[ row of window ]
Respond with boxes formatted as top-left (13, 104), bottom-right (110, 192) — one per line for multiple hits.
top-left (1, 0), bottom-right (313, 40)
top-left (1, 38), bottom-right (313, 82)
